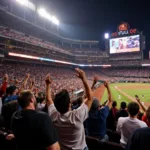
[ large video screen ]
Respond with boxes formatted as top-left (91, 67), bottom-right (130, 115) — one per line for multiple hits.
top-left (109, 35), bottom-right (140, 54)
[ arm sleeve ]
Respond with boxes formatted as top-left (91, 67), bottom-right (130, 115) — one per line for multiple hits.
top-left (48, 104), bottom-right (58, 122)
top-left (100, 106), bottom-right (110, 118)
top-left (116, 118), bottom-right (121, 133)
top-left (74, 103), bottom-right (89, 122)
top-left (41, 115), bottom-right (58, 147)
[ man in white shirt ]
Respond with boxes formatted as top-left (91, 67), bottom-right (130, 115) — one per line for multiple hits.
top-left (45, 68), bottom-right (93, 150)
top-left (117, 102), bottom-right (147, 147)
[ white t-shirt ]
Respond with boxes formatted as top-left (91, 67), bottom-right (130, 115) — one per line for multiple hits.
top-left (116, 117), bottom-right (147, 146)
top-left (48, 103), bottom-right (88, 150)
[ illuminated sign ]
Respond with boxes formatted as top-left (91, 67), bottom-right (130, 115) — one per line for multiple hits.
top-left (118, 23), bottom-right (128, 31)
top-left (8, 52), bottom-right (112, 67)
top-left (111, 22), bottom-right (138, 37)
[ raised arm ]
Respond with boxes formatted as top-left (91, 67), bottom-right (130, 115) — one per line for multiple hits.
top-left (45, 74), bottom-right (53, 106)
top-left (75, 68), bottom-right (92, 110)
top-left (104, 82), bottom-right (112, 109)
top-left (29, 78), bottom-right (34, 91)
top-left (18, 73), bottom-right (30, 94)
top-left (135, 96), bottom-right (146, 112)
top-left (91, 77), bottom-right (98, 91)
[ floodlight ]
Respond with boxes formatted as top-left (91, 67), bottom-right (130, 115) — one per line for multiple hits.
top-left (16, 0), bottom-right (35, 11)
top-left (38, 8), bottom-right (47, 17)
top-left (16, 0), bottom-right (28, 5)
top-left (38, 8), bottom-right (52, 21)
top-left (104, 33), bottom-right (109, 39)
top-left (52, 16), bottom-right (59, 25)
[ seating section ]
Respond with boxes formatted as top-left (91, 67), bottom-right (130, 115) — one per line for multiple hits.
top-left (86, 136), bottom-right (124, 150)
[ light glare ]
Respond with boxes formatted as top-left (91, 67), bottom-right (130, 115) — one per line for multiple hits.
top-left (16, 0), bottom-right (35, 11)
top-left (52, 16), bottom-right (59, 25)
top-left (37, 8), bottom-right (59, 25)
top-left (104, 33), bottom-right (109, 39)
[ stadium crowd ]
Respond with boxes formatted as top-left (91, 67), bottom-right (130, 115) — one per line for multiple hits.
top-left (0, 1), bottom-right (150, 150)
top-left (0, 62), bottom-right (150, 150)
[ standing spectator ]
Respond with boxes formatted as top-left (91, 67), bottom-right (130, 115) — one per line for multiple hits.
top-left (116, 101), bottom-right (128, 121)
top-left (0, 74), bottom-right (8, 107)
top-left (135, 96), bottom-right (150, 127)
top-left (86, 82), bottom-right (112, 142)
top-left (126, 104), bottom-right (150, 150)
top-left (111, 101), bottom-right (118, 120)
top-left (46, 68), bottom-right (92, 150)
top-left (117, 102), bottom-right (147, 147)
top-left (107, 101), bottom-right (118, 130)
top-left (4, 74), bottom-right (30, 104)
top-left (0, 74), bottom-right (8, 98)
top-left (11, 90), bottom-right (60, 150)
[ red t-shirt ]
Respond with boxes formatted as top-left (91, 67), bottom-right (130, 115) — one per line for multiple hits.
top-left (142, 115), bottom-right (150, 127)
top-left (0, 81), bottom-right (7, 97)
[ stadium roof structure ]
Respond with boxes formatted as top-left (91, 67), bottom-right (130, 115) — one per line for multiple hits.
top-left (0, 4), bottom-right (99, 45)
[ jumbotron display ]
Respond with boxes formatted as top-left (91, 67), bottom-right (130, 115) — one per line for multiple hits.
top-left (109, 35), bottom-right (140, 54)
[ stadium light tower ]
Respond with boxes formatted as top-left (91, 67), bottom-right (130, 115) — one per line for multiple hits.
top-left (52, 16), bottom-right (59, 26)
top-left (16, 0), bottom-right (35, 11)
top-left (37, 8), bottom-right (52, 21)
top-left (16, 0), bottom-right (28, 5)
top-left (104, 33), bottom-right (109, 39)
top-left (37, 8), bottom-right (59, 26)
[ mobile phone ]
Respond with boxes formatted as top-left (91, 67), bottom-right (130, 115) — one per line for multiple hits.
top-left (94, 80), bottom-right (104, 88)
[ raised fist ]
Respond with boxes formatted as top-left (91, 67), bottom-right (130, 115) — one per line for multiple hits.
top-left (45, 74), bottom-right (52, 85)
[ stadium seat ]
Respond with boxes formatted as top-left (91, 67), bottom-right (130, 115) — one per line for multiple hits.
top-left (111, 131), bottom-right (121, 143)
top-left (86, 136), bottom-right (101, 150)
top-left (102, 141), bottom-right (124, 150)
top-left (86, 136), bottom-right (124, 150)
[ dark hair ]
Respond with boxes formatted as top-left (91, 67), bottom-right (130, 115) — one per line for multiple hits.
top-left (18, 90), bottom-right (34, 108)
top-left (91, 99), bottom-right (100, 111)
top-left (8, 86), bottom-right (17, 95)
top-left (54, 89), bottom-right (70, 114)
top-left (127, 102), bottom-right (139, 116)
top-left (146, 107), bottom-right (150, 122)
top-left (121, 102), bottom-right (127, 109)
top-left (2, 100), bottom-right (19, 129)
top-left (112, 101), bottom-right (117, 108)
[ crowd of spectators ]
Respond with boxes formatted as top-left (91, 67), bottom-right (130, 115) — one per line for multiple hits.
top-left (0, 67), bottom-right (150, 150)
top-left (0, 24), bottom-right (150, 150)
top-left (109, 52), bottom-right (142, 61)
top-left (0, 25), bottom-right (148, 66)
top-left (0, 26), bottom-right (71, 55)
top-left (100, 67), bottom-right (150, 79)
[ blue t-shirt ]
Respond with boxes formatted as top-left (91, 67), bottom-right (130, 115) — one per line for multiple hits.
top-left (4, 95), bottom-right (18, 104)
top-left (86, 106), bottom-right (110, 138)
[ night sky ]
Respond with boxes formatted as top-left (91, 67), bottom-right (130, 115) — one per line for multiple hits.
top-left (35, 0), bottom-right (149, 56)
top-left (1, 0), bottom-right (150, 57)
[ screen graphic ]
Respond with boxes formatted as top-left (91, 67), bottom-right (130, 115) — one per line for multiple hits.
top-left (109, 35), bottom-right (140, 54)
